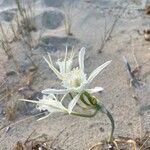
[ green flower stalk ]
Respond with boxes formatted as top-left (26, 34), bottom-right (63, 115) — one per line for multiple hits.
top-left (97, 103), bottom-right (114, 142)
top-left (79, 91), bottom-right (114, 142)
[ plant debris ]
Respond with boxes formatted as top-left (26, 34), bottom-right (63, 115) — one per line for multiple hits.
top-left (123, 56), bottom-right (142, 88)
top-left (89, 132), bottom-right (150, 150)
top-left (144, 29), bottom-right (150, 41)
top-left (146, 6), bottom-right (150, 15)
top-left (13, 130), bottom-right (50, 150)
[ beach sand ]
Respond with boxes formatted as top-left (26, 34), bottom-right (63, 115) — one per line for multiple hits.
top-left (0, 0), bottom-right (150, 149)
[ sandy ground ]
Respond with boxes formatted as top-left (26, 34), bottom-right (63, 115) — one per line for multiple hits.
top-left (0, 0), bottom-right (150, 149)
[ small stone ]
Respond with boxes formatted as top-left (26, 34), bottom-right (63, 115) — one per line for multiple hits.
top-left (29, 66), bottom-right (38, 72)
top-left (128, 122), bottom-right (132, 126)
top-left (6, 71), bottom-right (17, 76)
top-left (6, 126), bottom-right (10, 133)
top-left (144, 29), bottom-right (150, 41)
top-left (146, 6), bottom-right (150, 15)
top-left (13, 141), bottom-right (24, 150)
top-left (100, 127), bottom-right (104, 132)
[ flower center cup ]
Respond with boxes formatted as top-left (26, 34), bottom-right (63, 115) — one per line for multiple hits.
top-left (62, 68), bottom-right (86, 89)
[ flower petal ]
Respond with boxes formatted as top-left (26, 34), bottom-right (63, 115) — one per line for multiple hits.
top-left (20, 98), bottom-right (67, 113)
top-left (37, 113), bottom-right (51, 121)
top-left (88, 60), bottom-right (112, 83)
top-left (86, 87), bottom-right (104, 93)
top-left (44, 57), bottom-right (63, 80)
top-left (56, 59), bottom-right (72, 74)
top-left (79, 47), bottom-right (86, 72)
top-left (42, 89), bottom-right (69, 95)
top-left (68, 94), bottom-right (80, 114)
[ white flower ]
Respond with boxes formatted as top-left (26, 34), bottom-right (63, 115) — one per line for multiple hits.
top-left (56, 46), bottom-right (74, 74)
top-left (43, 46), bottom-right (74, 80)
top-left (43, 47), bottom-right (111, 113)
top-left (20, 94), bottom-right (69, 120)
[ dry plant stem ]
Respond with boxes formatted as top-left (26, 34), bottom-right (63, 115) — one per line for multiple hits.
top-left (113, 140), bottom-right (120, 150)
top-left (15, 13), bottom-right (22, 36)
top-left (131, 37), bottom-right (139, 68)
top-left (127, 139), bottom-right (137, 150)
top-left (15, 0), bottom-right (24, 18)
top-left (0, 21), bottom-right (19, 71)
top-left (140, 136), bottom-right (150, 150)
top-left (89, 142), bottom-right (103, 150)
top-left (24, 129), bottom-right (36, 145)
top-left (65, 15), bottom-right (72, 36)
top-left (63, 2), bottom-right (73, 36)
top-left (21, 35), bottom-right (33, 54)
top-left (0, 23), bottom-right (8, 43)
top-left (0, 112), bottom-right (46, 133)
top-left (26, 54), bottom-right (38, 69)
top-left (11, 55), bottom-right (20, 72)
top-left (123, 57), bottom-right (141, 88)
top-left (98, 3), bottom-right (129, 53)
top-left (10, 21), bottom-right (18, 41)
top-left (114, 139), bottom-right (137, 150)
top-left (0, 42), bottom-right (19, 72)
top-left (0, 41), bottom-right (11, 58)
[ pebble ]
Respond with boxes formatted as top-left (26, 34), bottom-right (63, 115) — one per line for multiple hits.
top-left (6, 126), bottom-right (10, 133)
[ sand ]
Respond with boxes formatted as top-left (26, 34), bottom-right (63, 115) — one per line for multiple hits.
top-left (0, 0), bottom-right (150, 149)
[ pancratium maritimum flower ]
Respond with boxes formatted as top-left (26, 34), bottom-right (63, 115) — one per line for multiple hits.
top-left (20, 94), bottom-right (69, 120)
top-left (42, 47), bottom-right (111, 113)
top-left (20, 47), bottom-right (115, 143)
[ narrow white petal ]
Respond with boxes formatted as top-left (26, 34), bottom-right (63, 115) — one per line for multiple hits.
top-left (68, 94), bottom-right (80, 114)
top-left (86, 87), bottom-right (104, 93)
top-left (20, 99), bottom-right (37, 102)
top-left (37, 113), bottom-right (51, 121)
top-left (47, 53), bottom-right (53, 64)
top-left (79, 47), bottom-right (86, 72)
top-left (56, 59), bottom-right (72, 74)
top-left (20, 99), bottom-right (67, 112)
top-left (43, 57), bottom-right (63, 80)
top-left (64, 45), bottom-right (68, 61)
top-left (19, 99), bottom-right (52, 106)
top-left (42, 89), bottom-right (69, 95)
top-left (61, 92), bottom-right (69, 102)
top-left (88, 60), bottom-right (112, 83)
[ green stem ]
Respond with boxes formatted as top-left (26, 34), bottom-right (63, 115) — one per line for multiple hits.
top-left (97, 104), bottom-right (114, 143)
top-left (71, 109), bottom-right (98, 118)
top-left (80, 92), bottom-right (95, 107)
top-left (80, 96), bottom-right (91, 107)
top-left (105, 109), bottom-right (114, 142)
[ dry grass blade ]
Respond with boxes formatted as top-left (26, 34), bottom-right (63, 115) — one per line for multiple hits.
top-left (63, 1), bottom-right (74, 36)
top-left (24, 130), bottom-right (36, 146)
top-left (0, 23), bottom-right (9, 43)
top-left (127, 139), bottom-right (137, 150)
top-left (5, 105), bottom-right (17, 121)
top-left (140, 136), bottom-right (150, 150)
top-left (0, 112), bottom-right (45, 133)
top-left (123, 56), bottom-right (141, 88)
top-left (113, 140), bottom-right (120, 150)
top-left (89, 142), bottom-right (103, 150)
top-left (98, 3), bottom-right (129, 53)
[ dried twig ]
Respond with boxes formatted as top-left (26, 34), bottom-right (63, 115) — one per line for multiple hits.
top-left (63, 2), bottom-right (74, 36)
top-left (98, 3), bottom-right (129, 53)
top-left (123, 56), bottom-right (141, 88)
